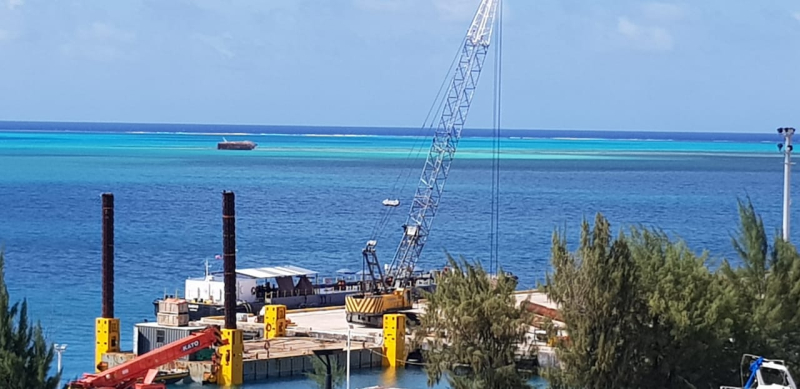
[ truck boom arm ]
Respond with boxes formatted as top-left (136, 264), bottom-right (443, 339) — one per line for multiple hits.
top-left (67, 326), bottom-right (226, 389)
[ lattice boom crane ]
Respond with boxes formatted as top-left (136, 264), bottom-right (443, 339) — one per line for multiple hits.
top-left (348, 0), bottom-right (501, 327)
top-left (387, 0), bottom-right (499, 284)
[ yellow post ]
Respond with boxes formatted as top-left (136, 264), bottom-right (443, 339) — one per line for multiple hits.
top-left (264, 305), bottom-right (287, 339)
top-left (218, 329), bottom-right (243, 386)
top-left (382, 314), bottom-right (405, 367)
top-left (95, 318), bottom-right (120, 372)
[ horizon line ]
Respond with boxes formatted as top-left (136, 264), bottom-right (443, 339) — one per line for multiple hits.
top-left (0, 119), bottom-right (774, 136)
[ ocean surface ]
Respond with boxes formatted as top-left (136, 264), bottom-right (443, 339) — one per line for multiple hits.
top-left (0, 121), bottom-right (794, 388)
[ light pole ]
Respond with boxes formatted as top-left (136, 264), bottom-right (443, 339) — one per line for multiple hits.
top-left (346, 325), bottom-right (353, 389)
top-left (778, 127), bottom-right (795, 241)
top-left (54, 343), bottom-right (67, 373)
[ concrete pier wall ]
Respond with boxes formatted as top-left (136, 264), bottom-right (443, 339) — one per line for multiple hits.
top-left (103, 346), bottom-right (383, 384)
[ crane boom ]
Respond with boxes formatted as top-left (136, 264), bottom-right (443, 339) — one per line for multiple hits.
top-left (66, 326), bottom-right (226, 389)
top-left (386, 0), bottom-right (500, 282)
top-left (347, 0), bottom-right (501, 328)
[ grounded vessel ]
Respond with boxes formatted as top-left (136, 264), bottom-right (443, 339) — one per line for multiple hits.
top-left (217, 138), bottom-right (256, 150)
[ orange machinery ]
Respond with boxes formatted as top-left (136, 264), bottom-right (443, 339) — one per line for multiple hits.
top-left (66, 326), bottom-right (227, 389)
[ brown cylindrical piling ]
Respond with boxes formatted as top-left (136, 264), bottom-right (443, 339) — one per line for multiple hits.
top-left (222, 191), bottom-right (237, 330)
top-left (101, 193), bottom-right (114, 319)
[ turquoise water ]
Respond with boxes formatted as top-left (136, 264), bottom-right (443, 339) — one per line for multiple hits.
top-left (0, 128), bottom-right (793, 388)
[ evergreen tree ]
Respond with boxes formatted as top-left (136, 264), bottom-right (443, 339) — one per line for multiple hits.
top-left (0, 250), bottom-right (60, 389)
top-left (418, 255), bottom-right (533, 389)
top-left (544, 203), bottom-right (800, 388)
top-left (628, 228), bottom-right (739, 388)
top-left (543, 214), bottom-right (644, 389)
top-left (756, 237), bottom-right (800, 372)
top-left (759, 237), bottom-right (800, 372)
top-left (721, 199), bottom-right (800, 374)
top-left (541, 201), bottom-right (800, 387)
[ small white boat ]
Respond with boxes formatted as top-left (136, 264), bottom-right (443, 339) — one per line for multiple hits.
top-left (721, 354), bottom-right (796, 389)
top-left (382, 199), bottom-right (400, 207)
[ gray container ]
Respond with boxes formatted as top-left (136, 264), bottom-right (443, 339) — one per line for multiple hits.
top-left (134, 322), bottom-right (208, 360)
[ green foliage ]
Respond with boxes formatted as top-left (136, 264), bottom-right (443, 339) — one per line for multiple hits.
top-left (757, 237), bottom-right (800, 371)
top-left (0, 250), bottom-right (60, 389)
top-left (722, 198), bottom-right (800, 374)
top-left (305, 354), bottom-right (345, 389)
top-left (543, 214), bottom-right (644, 389)
top-left (418, 255), bottom-right (534, 389)
top-left (726, 198), bottom-right (770, 298)
top-left (627, 227), bottom-right (738, 388)
top-left (544, 200), bottom-right (800, 388)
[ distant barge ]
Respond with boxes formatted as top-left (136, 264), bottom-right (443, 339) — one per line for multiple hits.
top-left (218, 139), bottom-right (257, 150)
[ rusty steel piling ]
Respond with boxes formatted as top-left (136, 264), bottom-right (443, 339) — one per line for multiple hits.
top-left (102, 193), bottom-right (114, 318)
top-left (222, 191), bottom-right (237, 330)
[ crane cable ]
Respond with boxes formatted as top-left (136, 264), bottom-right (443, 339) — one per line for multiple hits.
top-left (370, 34), bottom-right (471, 241)
top-left (490, 0), bottom-right (503, 275)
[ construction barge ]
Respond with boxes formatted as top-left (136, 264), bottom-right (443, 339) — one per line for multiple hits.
top-left (72, 191), bottom-right (421, 388)
top-left (78, 191), bottom-right (559, 388)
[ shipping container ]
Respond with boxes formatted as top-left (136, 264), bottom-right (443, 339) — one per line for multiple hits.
top-left (134, 322), bottom-right (209, 360)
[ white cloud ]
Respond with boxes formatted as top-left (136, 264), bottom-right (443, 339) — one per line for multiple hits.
top-left (193, 33), bottom-right (235, 59)
top-left (793, 12), bottom-right (800, 23)
top-left (617, 16), bottom-right (673, 52)
top-left (433, 0), bottom-right (477, 21)
top-left (61, 22), bottom-right (137, 61)
top-left (6, 0), bottom-right (22, 11)
top-left (602, 3), bottom-right (684, 53)
top-left (89, 22), bottom-right (136, 43)
top-left (352, 0), bottom-right (479, 22)
top-left (352, 0), bottom-right (411, 12)
top-left (641, 2), bottom-right (685, 22)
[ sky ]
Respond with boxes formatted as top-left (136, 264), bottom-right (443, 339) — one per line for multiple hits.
top-left (1, 0), bottom-right (799, 132)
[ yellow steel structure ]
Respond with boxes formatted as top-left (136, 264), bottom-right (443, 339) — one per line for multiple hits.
top-left (94, 317), bottom-right (120, 372)
top-left (264, 304), bottom-right (287, 339)
top-left (382, 314), bottom-right (406, 367)
top-left (218, 329), bottom-right (243, 386)
top-left (345, 289), bottom-right (412, 328)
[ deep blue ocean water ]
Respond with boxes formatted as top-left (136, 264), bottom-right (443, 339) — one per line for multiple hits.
top-left (0, 122), bottom-right (794, 388)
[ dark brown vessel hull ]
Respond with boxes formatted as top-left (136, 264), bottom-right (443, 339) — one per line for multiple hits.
top-left (217, 142), bottom-right (256, 150)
